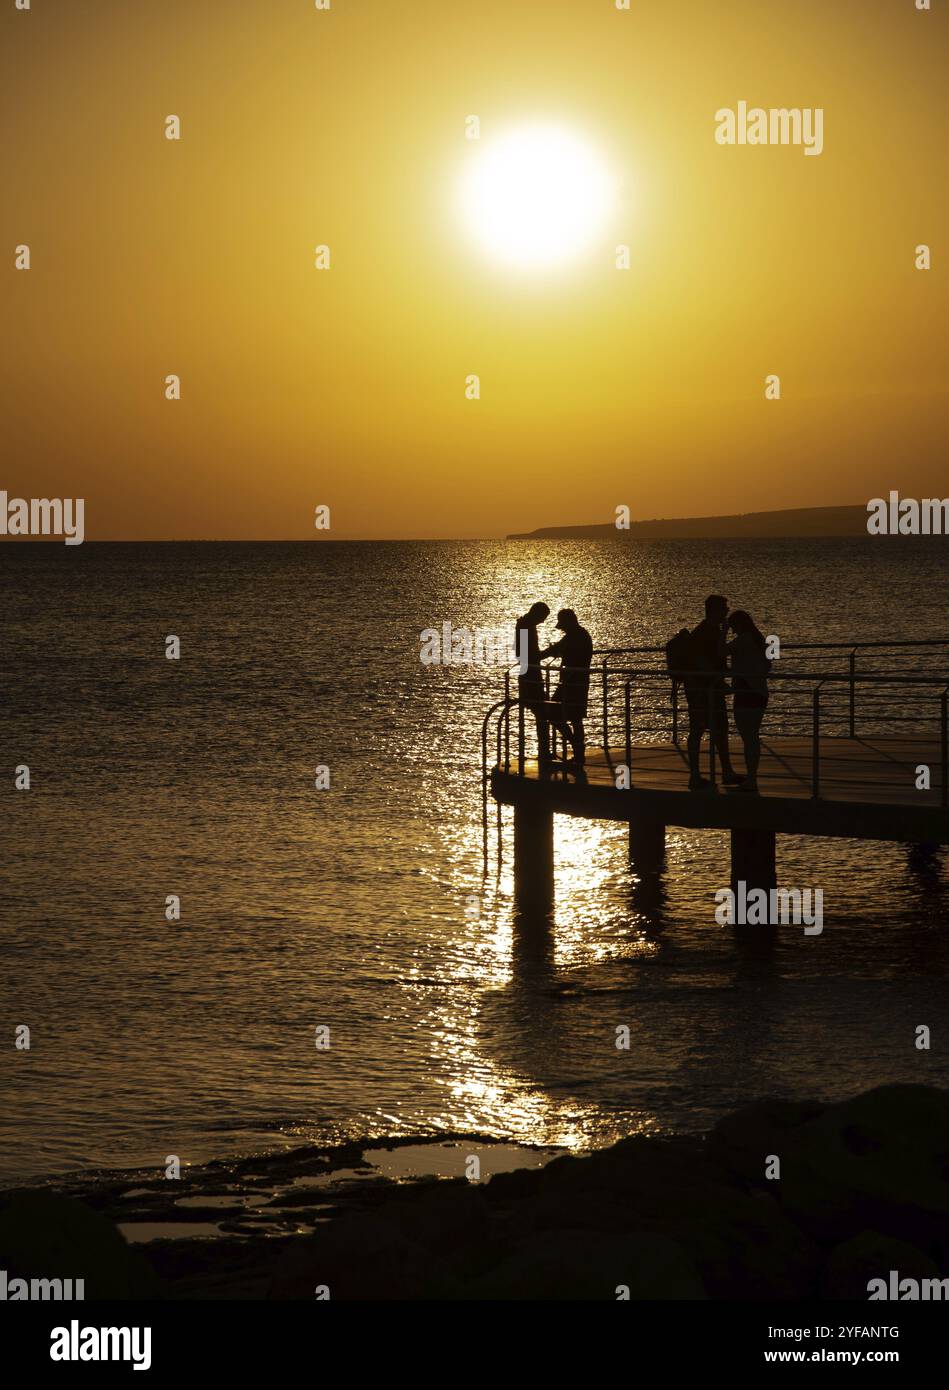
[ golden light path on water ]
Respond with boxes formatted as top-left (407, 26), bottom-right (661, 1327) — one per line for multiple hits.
top-left (392, 543), bottom-right (733, 1153)
top-left (4, 538), bottom-right (949, 1181)
top-left (405, 801), bottom-right (663, 1150)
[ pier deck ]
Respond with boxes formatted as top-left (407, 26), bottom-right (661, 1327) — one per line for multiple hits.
top-left (491, 736), bottom-right (948, 841)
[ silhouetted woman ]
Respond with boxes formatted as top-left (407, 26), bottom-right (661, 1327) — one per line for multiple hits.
top-left (726, 610), bottom-right (770, 793)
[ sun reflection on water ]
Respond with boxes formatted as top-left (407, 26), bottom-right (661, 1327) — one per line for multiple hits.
top-left (408, 805), bottom-right (666, 1151)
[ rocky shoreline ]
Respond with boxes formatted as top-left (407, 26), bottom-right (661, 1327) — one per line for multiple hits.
top-left (2, 1085), bottom-right (947, 1300)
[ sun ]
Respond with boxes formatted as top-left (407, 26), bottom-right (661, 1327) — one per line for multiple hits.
top-left (459, 123), bottom-right (614, 272)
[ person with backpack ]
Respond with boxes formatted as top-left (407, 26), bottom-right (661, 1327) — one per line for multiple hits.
top-left (725, 610), bottom-right (771, 793)
top-left (666, 594), bottom-right (741, 791)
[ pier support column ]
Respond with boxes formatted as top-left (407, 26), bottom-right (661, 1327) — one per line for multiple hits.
top-left (514, 803), bottom-right (554, 910)
top-left (730, 827), bottom-right (777, 893)
top-left (629, 818), bottom-right (665, 875)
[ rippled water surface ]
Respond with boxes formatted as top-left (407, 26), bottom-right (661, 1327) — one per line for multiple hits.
top-left (1, 539), bottom-right (947, 1182)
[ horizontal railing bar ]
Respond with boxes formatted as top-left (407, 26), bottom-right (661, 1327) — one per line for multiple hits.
top-left (502, 637), bottom-right (949, 672)
top-left (532, 665), bottom-right (949, 686)
top-left (590, 637), bottom-right (949, 656)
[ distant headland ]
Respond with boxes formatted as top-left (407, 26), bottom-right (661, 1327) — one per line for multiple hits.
top-left (507, 504), bottom-right (869, 540)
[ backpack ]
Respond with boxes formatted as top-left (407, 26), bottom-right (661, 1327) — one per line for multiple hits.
top-left (665, 628), bottom-right (695, 677)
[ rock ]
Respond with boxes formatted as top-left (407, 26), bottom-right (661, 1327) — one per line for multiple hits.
top-left (0, 1191), bottom-right (162, 1300)
top-left (510, 1187), bottom-right (647, 1240)
top-left (707, 1099), bottom-right (825, 1184)
top-left (457, 1229), bottom-right (706, 1300)
top-left (672, 1189), bottom-right (819, 1300)
top-left (484, 1165), bottom-right (544, 1201)
top-left (539, 1137), bottom-right (736, 1214)
top-left (776, 1086), bottom-right (949, 1252)
top-left (820, 1231), bottom-right (940, 1301)
top-left (383, 1181), bottom-right (491, 1256)
top-left (267, 1209), bottom-right (443, 1299)
top-left (24, 1084), bottom-right (949, 1302)
top-left (512, 1136), bottom-right (819, 1298)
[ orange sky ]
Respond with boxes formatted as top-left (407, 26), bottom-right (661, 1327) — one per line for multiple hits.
top-left (3, 0), bottom-right (947, 539)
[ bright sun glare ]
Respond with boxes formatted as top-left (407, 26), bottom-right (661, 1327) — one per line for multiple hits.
top-left (459, 124), bottom-right (614, 272)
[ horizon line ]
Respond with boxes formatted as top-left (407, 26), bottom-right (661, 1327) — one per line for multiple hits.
top-left (0, 500), bottom-right (880, 546)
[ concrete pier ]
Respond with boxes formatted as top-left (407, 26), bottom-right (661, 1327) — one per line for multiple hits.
top-left (629, 817), bottom-right (666, 875)
top-left (730, 826), bottom-right (777, 892)
top-left (491, 736), bottom-right (948, 913)
top-left (514, 802), bottom-right (553, 910)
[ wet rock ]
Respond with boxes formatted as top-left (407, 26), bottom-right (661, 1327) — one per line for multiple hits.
top-left (0, 1191), bottom-right (162, 1300)
top-left (820, 1231), bottom-right (940, 1301)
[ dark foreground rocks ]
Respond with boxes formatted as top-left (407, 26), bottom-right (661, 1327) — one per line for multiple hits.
top-left (267, 1084), bottom-right (949, 1299)
top-left (0, 1192), bottom-right (161, 1299)
top-left (3, 1084), bottom-right (947, 1300)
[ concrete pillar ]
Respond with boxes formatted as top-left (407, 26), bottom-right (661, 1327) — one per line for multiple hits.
top-left (730, 826), bottom-right (777, 893)
top-left (629, 818), bottom-right (665, 874)
top-left (907, 842), bottom-right (939, 864)
top-left (514, 803), bottom-right (554, 910)
top-left (906, 842), bottom-right (941, 877)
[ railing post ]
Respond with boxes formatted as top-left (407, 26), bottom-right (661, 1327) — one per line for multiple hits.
top-left (504, 671), bottom-right (511, 772)
top-left (481, 699), bottom-right (510, 872)
top-left (849, 648), bottom-right (856, 737)
top-left (601, 661), bottom-right (609, 755)
top-left (942, 687), bottom-right (948, 809)
top-left (671, 679), bottom-right (678, 745)
top-left (481, 708), bottom-right (489, 870)
top-left (707, 682), bottom-right (716, 787)
top-left (540, 665), bottom-right (552, 760)
top-left (542, 665), bottom-right (551, 760)
top-left (624, 681), bottom-right (632, 783)
top-left (518, 694), bottom-right (525, 777)
top-left (812, 682), bottom-right (822, 799)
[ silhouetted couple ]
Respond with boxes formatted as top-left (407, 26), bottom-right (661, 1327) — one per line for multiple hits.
top-left (673, 594), bottom-right (770, 793)
top-left (516, 603), bottom-right (593, 772)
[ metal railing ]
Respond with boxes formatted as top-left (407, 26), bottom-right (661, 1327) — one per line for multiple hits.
top-left (587, 638), bottom-right (949, 741)
top-left (481, 638), bottom-right (949, 867)
top-left (497, 667), bottom-right (948, 794)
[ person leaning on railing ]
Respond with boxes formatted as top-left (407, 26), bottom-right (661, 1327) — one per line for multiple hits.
top-left (725, 610), bottom-right (771, 794)
top-left (539, 608), bottom-right (594, 770)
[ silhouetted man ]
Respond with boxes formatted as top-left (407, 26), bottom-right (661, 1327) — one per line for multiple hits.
top-left (515, 602), bottom-right (551, 762)
top-left (685, 594), bottom-right (739, 790)
top-left (540, 609), bottom-right (593, 768)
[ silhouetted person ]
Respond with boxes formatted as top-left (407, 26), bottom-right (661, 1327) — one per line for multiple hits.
top-left (726, 610), bottom-right (770, 793)
top-left (684, 594), bottom-right (739, 790)
top-left (540, 609), bottom-right (593, 768)
top-left (515, 602), bottom-right (551, 763)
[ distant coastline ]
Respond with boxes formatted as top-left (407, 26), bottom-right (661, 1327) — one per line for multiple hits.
top-left (507, 504), bottom-right (869, 540)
